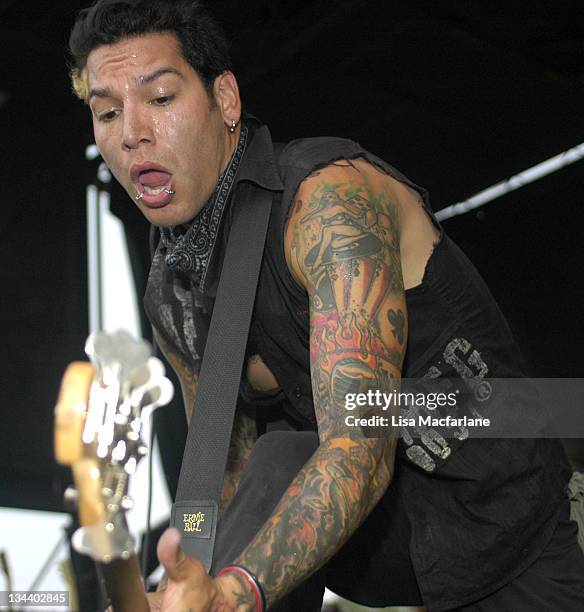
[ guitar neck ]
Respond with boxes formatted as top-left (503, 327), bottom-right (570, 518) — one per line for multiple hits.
top-left (55, 339), bottom-right (174, 612)
top-left (97, 555), bottom-right (149, 612)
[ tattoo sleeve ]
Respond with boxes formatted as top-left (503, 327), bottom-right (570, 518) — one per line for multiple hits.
top-left (154, 331), bottom-right (257, 515)
top-left (235, 159), bottom-right (406, 606)
top-left (154, 331), bottom-right (199, 422)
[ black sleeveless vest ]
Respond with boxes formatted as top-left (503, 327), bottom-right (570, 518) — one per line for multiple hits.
top-left (144, 119), bottom-right (571, 609)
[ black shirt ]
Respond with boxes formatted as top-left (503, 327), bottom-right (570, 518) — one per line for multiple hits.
top-left (144, 117), bottom-right (571, 610)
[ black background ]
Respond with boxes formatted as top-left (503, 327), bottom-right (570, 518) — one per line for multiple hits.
top-left (0, 0), bottom-right (582, 510)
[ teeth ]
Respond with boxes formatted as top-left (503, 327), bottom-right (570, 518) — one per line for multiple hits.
top-left (143, 185), bottom-right (166, 195)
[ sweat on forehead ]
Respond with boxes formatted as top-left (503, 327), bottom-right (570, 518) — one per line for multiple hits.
top-left (76, 34), bottom-right (180, 103)
top-left (85, 35), bottom-right (189, 101)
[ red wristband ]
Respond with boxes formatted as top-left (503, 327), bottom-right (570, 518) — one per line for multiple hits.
top-left (217, 565), bottom-right (265, 612)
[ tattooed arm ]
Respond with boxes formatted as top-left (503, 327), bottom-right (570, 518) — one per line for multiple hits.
top-left (154, 331), bottom-right (257, 514)
top-left (229, 158), bottom-right (407, 608)
top-left (154, 331), bottom-right (199, 422)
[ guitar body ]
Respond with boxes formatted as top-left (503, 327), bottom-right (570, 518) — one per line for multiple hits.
top-left (54, 332), bottom-right (173, 612)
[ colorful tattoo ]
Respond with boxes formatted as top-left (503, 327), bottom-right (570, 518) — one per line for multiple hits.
top-left (236, 161), bottom-right (406, 606)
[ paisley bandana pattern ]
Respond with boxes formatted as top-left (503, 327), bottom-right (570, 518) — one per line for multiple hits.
top-left (160, 125), bottom-right (248, 288)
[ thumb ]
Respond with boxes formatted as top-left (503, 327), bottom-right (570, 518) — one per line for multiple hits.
top-left (157, 527), bottom-right (192, 583)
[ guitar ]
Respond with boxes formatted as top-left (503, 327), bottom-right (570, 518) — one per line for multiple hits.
top-left (54, 331), bottom-right (174, 612)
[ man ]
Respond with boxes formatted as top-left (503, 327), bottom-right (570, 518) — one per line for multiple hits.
top-left (69, 1), bottom-right (584, 610)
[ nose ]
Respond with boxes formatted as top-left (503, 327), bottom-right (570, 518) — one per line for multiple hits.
top-left (121, 105), bottom-right (154, 151)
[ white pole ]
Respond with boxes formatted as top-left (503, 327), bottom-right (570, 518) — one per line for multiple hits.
top-left (86, 144), bottom-right (103, 334)
top-left (435, 142), bottom-right (584, 222)
top-left (86, 183), bottom-right (101, 333)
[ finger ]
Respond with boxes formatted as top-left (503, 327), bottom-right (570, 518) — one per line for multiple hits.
top-left (157, 527), bottom-right (203, 583)
top-left (157, 527), bottom-right (184, 582)
top-left (155, 573), bottom-right (168, 592)
top-left (146, 591), bottom-right (163, 611)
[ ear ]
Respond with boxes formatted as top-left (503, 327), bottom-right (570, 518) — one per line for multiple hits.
top-left (213, 71), bottom-right (242, 127)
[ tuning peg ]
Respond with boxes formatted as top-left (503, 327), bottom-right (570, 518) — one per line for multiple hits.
top-left (63, 487), bottom-right (79, 511)
top-left (114, 413), bottom-right (129, 426)
top-left (126, 430), bottom-right (139, 442)
top-left (121, 496), bottom-right (134, 510)
top-left (137, 445), bottom-right (148, 457)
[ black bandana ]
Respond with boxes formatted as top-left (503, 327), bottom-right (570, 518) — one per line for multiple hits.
top-left (159, 125), bottom-right (248, 287)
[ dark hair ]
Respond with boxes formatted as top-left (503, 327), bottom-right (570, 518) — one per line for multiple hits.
top-left (69, 0), bottom-right (231, 99)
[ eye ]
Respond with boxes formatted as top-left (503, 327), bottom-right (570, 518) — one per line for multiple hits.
top-left (95, 107), bottom-right (120, 123)
top-left (151, 95), bottom-right (174, 106)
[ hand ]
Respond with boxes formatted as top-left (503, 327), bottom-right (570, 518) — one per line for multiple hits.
top-left (147, 527), bottom-right (229, 612)
top-left (147, 528), bottom-right (254, 611)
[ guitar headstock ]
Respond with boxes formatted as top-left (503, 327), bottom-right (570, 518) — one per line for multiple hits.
top-left (55, 330), bottom-right (173, 563)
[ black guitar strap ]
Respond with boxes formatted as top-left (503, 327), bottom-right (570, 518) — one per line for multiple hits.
top-left (170, 180), bottom-right (274, 571)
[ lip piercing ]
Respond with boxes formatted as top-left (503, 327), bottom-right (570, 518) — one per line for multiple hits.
top-left (135, 189), bottom-right (174, 199)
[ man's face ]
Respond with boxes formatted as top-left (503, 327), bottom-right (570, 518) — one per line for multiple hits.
top-left (86, 32), bottom-right (236, 226)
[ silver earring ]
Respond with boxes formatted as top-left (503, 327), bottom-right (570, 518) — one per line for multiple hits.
top-left (229, 119), bottom-right (236, 133)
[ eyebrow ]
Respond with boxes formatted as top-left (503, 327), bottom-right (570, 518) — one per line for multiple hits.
top-left (88, 67), bottom-right (185, 101)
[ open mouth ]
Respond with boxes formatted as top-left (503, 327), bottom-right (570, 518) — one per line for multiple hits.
top-left (131, 164), bottom-right (176, 208)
